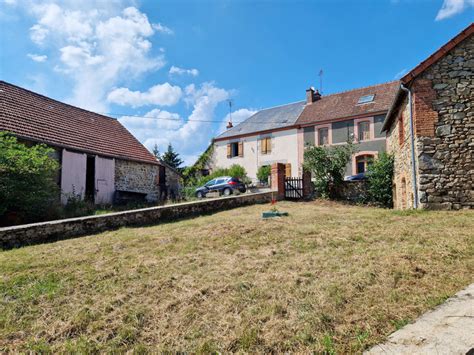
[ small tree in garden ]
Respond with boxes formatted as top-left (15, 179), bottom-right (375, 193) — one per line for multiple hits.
top-left (303, 143), bottom-right (355, 198)
top-left (366, 153), bottom-right (394, 208)
top-left (162, 143), bottom-right (184, 170)
top-left (0, 132), bottom-right (60, 224)
top-left (257, 165), bottom-right (271, 184)
top-left (152, 144), bottom-right (161, 159)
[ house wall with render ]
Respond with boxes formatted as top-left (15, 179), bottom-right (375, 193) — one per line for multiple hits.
top-left (387, 34), bottom-right (473, 210)
top-left (212, 128), bottom-right (300, 181)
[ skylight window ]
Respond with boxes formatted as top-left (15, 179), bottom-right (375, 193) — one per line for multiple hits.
top-left (358, 94), bottom-right (375, 104)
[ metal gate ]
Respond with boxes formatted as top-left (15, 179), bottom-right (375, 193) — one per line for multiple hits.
top-left (284, 177), bottom-right (304, 199)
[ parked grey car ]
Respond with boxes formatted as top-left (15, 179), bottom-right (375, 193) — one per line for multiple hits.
top-left (195, 176), bottom-right (246, 198)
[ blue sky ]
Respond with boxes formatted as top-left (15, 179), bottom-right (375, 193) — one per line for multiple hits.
top-left (0, 0), bottom-right (472, 165)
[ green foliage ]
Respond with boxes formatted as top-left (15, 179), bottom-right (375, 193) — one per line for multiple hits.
top-left (62, 192), bottom-right (95, 218)
top-left (366, 153), bottom-right (394, 208)
top-left (152, 144), bottom-right (160, 159)
top-left (182, 143), bottom-right (214, 185)
top-left (303, 142), bottom-right (355, 198)
top-left (256, 165), bottom-right (271, 184)
top-left (161, 143), bottom-right (183, 170)
top-left (0, 132), bottom-right (60, 225)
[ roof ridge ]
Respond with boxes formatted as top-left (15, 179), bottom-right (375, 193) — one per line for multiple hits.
top-left (256, 99), bottom-right (306, 112)
top-left (319, 80), bottom-right (399, 98)
top-left (0, 80), bottom-right (117, 121)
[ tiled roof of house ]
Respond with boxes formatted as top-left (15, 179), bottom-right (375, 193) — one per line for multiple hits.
top-left (0, 81), bottom-right (158, 165)
top-left (215, 100), bottom-right (305, 140)
top-left (296, 81), bottom-right (400, 125)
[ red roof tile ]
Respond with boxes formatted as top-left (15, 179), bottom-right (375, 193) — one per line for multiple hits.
top-left (296, 81), bottom-right (400, 125)
top-left (0, 81), bottom-right (158, 165)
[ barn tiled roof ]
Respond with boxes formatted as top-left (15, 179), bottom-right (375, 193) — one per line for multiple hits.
top-left (296, 81), bottom-right (400, 125)
top-left (215, 100), bottom-right (305, 140)
top-left (0, 81), bottom-right (158, 165)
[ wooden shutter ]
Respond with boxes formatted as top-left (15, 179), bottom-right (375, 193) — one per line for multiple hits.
top-left (266, 138), bottom-right (271, 153)
top-left (260, 139), bottom-right (266, 154)
top-left (238, 141), bottom-right (244, 157)
top-left (227, 144), bottom-right (231, 158)
top-left (285, 163), bottom-right (291, 177)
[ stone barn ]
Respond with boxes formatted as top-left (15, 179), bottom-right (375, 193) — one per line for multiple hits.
top-left (382, 23), bottom-right (473, 210)
top-left (0, 81), bottom-right (181, 205)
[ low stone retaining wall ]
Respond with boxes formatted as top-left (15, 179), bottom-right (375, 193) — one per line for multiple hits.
top-left (0, 192), bottom-right (274, 249)
top-left (336, 180), bottom-right (369, 202)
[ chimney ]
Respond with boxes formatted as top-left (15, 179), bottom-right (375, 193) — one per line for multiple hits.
top-left (306, 86), bottom-right (321, 104)
top-left (226, 121), bottom-right (233, 129)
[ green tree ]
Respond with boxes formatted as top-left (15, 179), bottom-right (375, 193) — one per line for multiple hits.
top-left (257, 165), bottom-right (271, 184)
top-left (366, 153), bottom-right (394, 208)
top-left (152, 144), bottom-right (161, 159)
top-left (161, 143), bottom-right (183, 170)
top-left (0, 132), bottom-right (60, 224)
top-left (303, 142), bottom-right (355, 198)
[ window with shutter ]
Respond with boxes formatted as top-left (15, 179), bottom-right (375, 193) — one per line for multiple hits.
top-left (285, 163), bottom-right (291, 177)
top-left (227, 144), bottom-right (231, 158)
top-left (238, 141), bottom-right (244, 157)
top-left (358, 121), bottom-right (371, 141)
top-left (260, 137), bottom-right (271, 154)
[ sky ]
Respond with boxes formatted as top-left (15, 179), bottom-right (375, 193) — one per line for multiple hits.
top-left (0, 0), bottom-right (472, 165)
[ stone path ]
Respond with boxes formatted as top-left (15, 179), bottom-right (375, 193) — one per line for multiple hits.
top-left (366, 283), bottom-right (474, 355)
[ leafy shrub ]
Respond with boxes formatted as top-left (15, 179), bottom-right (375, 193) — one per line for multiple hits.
top-left (366, 153), bottom-right (394, 208)
top-left (0, 132), bottom-right (60, 225)
top-left (303, 143), bottom-right (355, 198)
top-left (62, 192), bottom-right (95, 218)
top-left (257, 165), bottom-right (271, 184)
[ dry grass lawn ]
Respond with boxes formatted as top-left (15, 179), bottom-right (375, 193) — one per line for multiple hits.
top-left (0, 200), bottom-right (473, 353)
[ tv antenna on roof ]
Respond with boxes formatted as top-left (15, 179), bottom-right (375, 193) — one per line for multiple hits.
top-left (226, 99), bottom-right (233, 129)
top-left (319, 69), bottom-right (323, 94)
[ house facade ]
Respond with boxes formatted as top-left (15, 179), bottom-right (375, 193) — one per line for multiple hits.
top-left (382, 23), bottom-right (473, 210)
top-left (0, 81), bottom-right (180, 204)
top-left (211, 82), bottom-right (399, 182)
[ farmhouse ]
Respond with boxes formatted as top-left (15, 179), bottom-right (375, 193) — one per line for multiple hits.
top-left (0, 81), bottom-right (180, 204)
top-left (382, 23), bottom-right (473, 210)
top-left (211, 82), bottom-right (399, 181)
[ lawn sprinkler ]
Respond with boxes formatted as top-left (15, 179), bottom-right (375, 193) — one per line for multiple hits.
top-left (262, 193), bottom-right (288, 219)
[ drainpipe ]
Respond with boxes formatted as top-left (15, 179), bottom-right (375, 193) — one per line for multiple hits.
top-left (400, 84), bottom-right (419, 209)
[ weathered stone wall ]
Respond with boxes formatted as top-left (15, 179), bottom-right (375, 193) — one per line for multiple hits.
top-left (115, 160), bottom-right (181, 202)
top-left (387, 99), bottom-right (417, 209)
top-left (336, 181), bottom-right (369, 202)
top-left (115, 159), bottom-right (160, 201)
top-left (415, 35), bottom-right (473, 210)
top-left (387, 35), bottom-right (473, 210)
top-left (0, 192), bottom-right (274, 249)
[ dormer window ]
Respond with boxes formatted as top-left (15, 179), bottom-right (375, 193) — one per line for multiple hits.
top-left (357, 94), bottom-right (375, 104)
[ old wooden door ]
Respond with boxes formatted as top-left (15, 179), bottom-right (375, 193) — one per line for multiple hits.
top-left (60, 149), bottom-right (87, 204)
top-left (94, 156), bottom-right (115, 205)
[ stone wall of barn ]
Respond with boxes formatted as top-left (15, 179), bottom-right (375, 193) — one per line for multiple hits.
top-left (388, 34), bottom-right (473, 210)
top-left (414, 35), bottom-right (473, 210)
top-left (115, 160), bottom-right (181, 202)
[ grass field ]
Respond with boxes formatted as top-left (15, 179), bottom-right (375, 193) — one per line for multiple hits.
top-left (1, 200), bottom-right (473, 353)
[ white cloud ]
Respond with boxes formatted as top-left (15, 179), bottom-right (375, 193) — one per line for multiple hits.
top-left (27, 2), bottom-right (167, 111)
top-left (107, 83), bottom-right (182, 107)
top-left (218, 108), bottom-right (257, 134)
top-left (169, 65), bottom-right (199, 77)
top-left (153, 23), bottom-right (174, 35)
top-left (435, 0), bottom-right (474, 20)
top-left (27, 53), bottom-right (48, 62)
top-left (119, 82), bottom-right (232, 165)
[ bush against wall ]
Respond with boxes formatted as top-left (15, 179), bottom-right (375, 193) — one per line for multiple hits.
top-left (303, 143), bottom-right (355, 198)
top-left (366, 153), bottom-right (394, 208)
top-left (0, 132), bottom-right (60, 225)
top-left (257, 165), bottom-right (271, 184)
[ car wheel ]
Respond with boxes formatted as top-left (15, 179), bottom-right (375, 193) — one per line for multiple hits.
top-left (223, 188), bottom-right (232, 196)
top-left (196, 191), bottom-right (203, 198)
